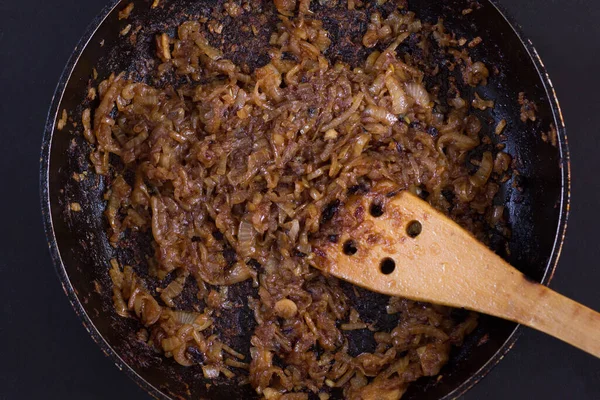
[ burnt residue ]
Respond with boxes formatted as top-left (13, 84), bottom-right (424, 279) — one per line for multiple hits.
top-left (211, 280), bottom-right (257, 360)
top-left (292, 249), bottom-right (307, 258)
top-left (321, 199), bottom-right (341, 225)
top-left (348, 177), bottom-right (371, 195)
top-left (427, 126), bottom-right (440, 138)
top-left (102, 0), bottom-right (417, 88)
top-left (223, 247), bottom-right (238, 267)
top-left (186, 345), bottom-right (207, 364)
top-left (175, 272), bottom-right (206, 311)
top-left (341, 283), bottom-right (399, 331)
top-left (314, 0), bottom-right (400, 68)
top-left (345, 328), bottom-right (377, 357)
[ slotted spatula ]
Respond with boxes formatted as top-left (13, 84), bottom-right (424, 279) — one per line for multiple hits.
top-left (312, 185), bottom-right (600, 358)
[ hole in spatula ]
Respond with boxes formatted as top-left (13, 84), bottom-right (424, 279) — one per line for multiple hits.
top-left (380, 258), bottom-right (396, 274)
top-left (343, 240), bottom-right (358, 256)
top-left (406, 220), bottom-right (422, 238)
top-left (369, 202), bottom-right (384, 217)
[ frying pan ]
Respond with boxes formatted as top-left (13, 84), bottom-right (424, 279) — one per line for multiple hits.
top-left (40, 0), bottom-right (570, 398)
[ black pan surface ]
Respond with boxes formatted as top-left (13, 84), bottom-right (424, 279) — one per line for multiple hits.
top-left (41, 0), bottom-right (570, 399)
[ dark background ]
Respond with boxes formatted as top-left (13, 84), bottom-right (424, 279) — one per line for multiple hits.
top-left (0, 0), bottom-right (598, 398)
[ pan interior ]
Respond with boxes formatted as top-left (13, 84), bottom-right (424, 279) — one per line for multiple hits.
top-left (42, 0), bottom-right (567, 399)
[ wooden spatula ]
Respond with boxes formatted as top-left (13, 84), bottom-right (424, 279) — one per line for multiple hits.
top-left (312, 184), bottom-right (600, 358)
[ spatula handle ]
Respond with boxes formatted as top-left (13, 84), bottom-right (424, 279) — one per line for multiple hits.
top-left (317, 190), bottom-right (600, 358)
top-left (509, 280), bottom-right (600, 357)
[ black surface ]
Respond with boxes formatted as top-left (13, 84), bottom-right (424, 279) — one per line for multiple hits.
top-left (0, 0), bottom-right (598, 399)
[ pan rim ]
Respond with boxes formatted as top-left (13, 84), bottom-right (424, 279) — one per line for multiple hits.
top-left (441, 0), bottom-right (571, 398)
top-left (39, 1), bottom-right (571, 399)
top-left (39, 0), bottom-right (168, 399)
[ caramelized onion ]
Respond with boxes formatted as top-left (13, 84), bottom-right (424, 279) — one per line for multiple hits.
top-left (88, 2), bottom-right (510, 397)
top-left (404, 82), bottom-right (430, 108)
top-left (470, 151), bottom-right (493, 187)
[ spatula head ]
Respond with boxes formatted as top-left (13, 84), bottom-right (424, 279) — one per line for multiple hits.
top-left (311, 182), bottom-right (504, 308)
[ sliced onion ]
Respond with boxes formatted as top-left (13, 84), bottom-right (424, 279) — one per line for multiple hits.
top-left (274, 0), bottom-right (296, 13)
top-left (160, 281), bottom-right (184, 307)
top-left (173, 343), bottom-right (194, 367)
top-left (383, 356), bottom-right (409, 378)
top-left (202, 365), bottom-right (220, 379)
top-left (407, 325), bottom-right (449, 340)
top-left (404, 82), bottom-right (430, 108)
top-left (225, 262), bottom-right (253, 284)
top-left (237, 220), bottom-right (256, 256)
top-left (298, 231), bottom-right (311, 254)
top-left (370, 74), bottom-right (386, 95)
top-left (385, 75), bottom-right (409, 115)
top-left (288, 219), bottom-right (300, 243)
top-left (193, 314), bottom-right (213, 331)
top-left (321, 93), bottom-right (364, 132)
top-left (162, 337), bottom-right (182, 352)
top-left (469, 151), bottom-right (493, 187)
top-left (449, 97), bottom-right (466, 109)
top-left (353, 133), bottom-right (371, 157)
top-left (472, 92), bottom-right (494, 110)
top-left (263, 257), bottom-right (278, 274)
top-left (364, 105), bottom-right (398, 125)
top-left (495, 119), bottom-right (507, 135)
top-left (493, 152), bottom-right (511, 174)
top-left (193, 35), bottom-right (223, 60)
top-left (173, 311), bottom-right (199, 325)
top-left (490, 205), bottom-right (505, 224)
top-left (436, 133), bottom-right (478, 152)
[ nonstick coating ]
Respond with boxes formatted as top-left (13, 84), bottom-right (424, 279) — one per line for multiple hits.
top-left (40, 0), bottom-right (570, 399)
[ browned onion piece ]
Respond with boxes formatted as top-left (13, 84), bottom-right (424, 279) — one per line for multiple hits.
top-left (436, 133), bottom-right (479, 153)
top-left (385, 75), bottom-right (409, 115)
top-left (321, 93), bottom-right (364, 131)
top-left (404, 82), bottom-right (430, 108)
top-left (470, 151), bottom-right (493, 187)
top-left (364, 105), bottom-right (398, 125)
